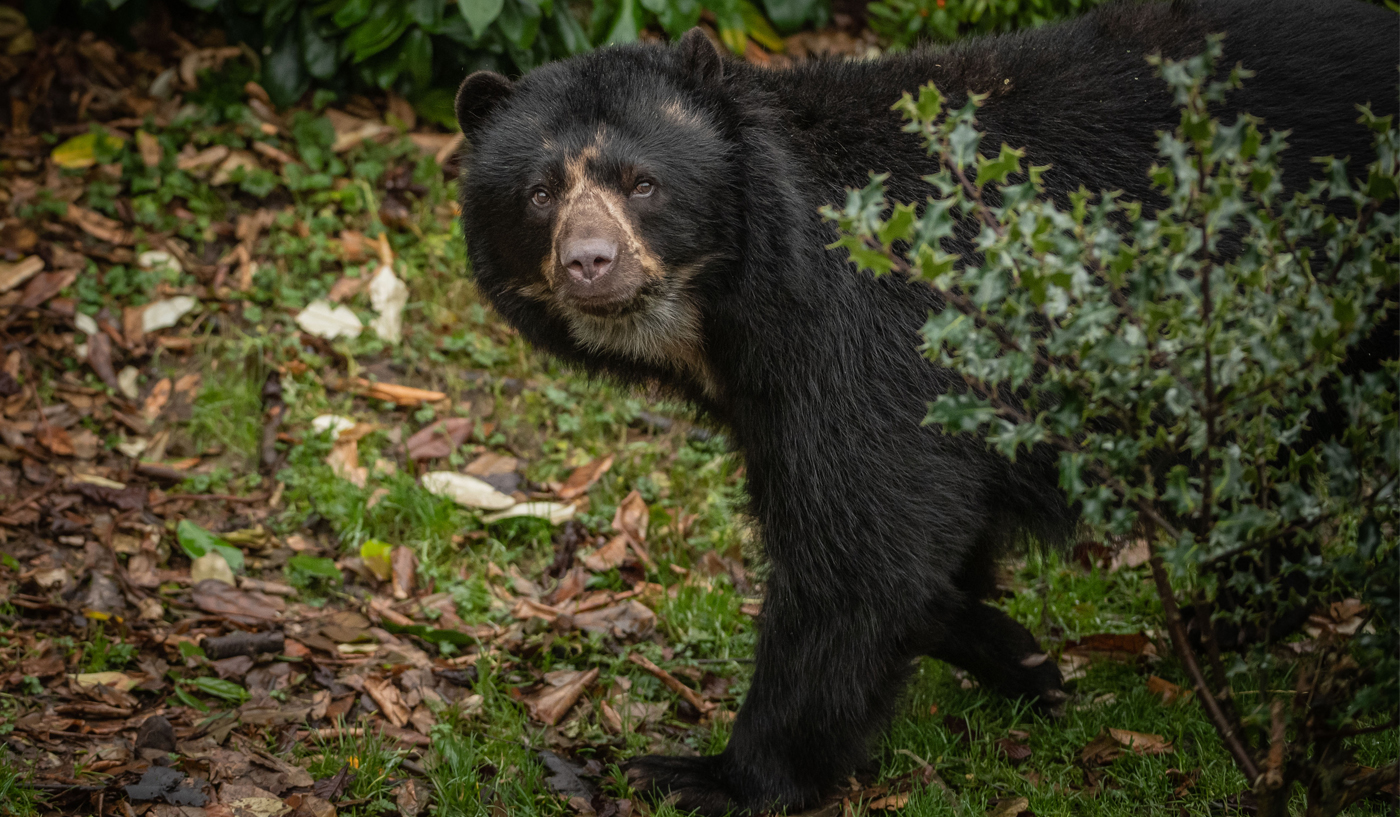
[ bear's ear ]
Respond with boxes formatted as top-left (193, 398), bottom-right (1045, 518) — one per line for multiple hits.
top-left (456, 71), bottom-right (514, 138)
top-left (679, 28), bottom-right (724, 84)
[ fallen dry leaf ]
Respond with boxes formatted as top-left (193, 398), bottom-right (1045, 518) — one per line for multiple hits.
top-left (141, 295), bottom-right (198, 333)
top-left (211, 149), bottom-right (259, 185)
top-left (364, 675), bottom-right (410, 728)
top-left (19, 269), bottom-right (79, 309)
top-left (869, 791), bottom-right (912, 810)
top-left (0, 255), bottom-right (44, 294)
top-left (368, 263), bottom-right (408, 343)
top-left (296, 300), bottom-right (362, 340)
top-left (578, 534), bottom-right (630, 572)
top-left (73, 671), bottom-right (141, 691)
top-left (405, 417), bottom-right (473, 460)
top-left (1080, 731), bottom-right (1122, 766)
top-left (558, 454), bottom-right (614, 500)
top-left (396, 778), bottom-right (424, 817)
top-left (1058, 652), bottom-right (1090, 682)
top-left (1065, 633), bottom-right (1155, 658)
top-left (327, 431), bottom-right (368, 487)
top-left (391, 545), bottom-right (416, 600)
top-left (421, 471), bottom-right (515, 510)
top-left (136, 129), bottom-right (162, 166)
top-left (191, 579), bottom-right (284, 624)
top-left (482, 502), bottom-right (576, 525)
top-left (1108, 727), bottom-right (1173, 755)
top-left (1146, 675), bottom-right (1188, 704)
top-left (986, 796), bottom-right (1030, 817)
top-left (191, 551), bottom-right (236, 585)
top-left (566, 601), bottom-right (656, 641)
top-left (996, 737), bottom-right (1032, 763)
top-left (525, 667), bottom-right (599, 725)
top-left (143, 377), bottom-right (172, 420)
top-left (177, 143), bottom-right (230, 171)
top-left (1109, 538), bottom-right (1152, 571)
top-left (613, 489), bottom-right (649, 542)
top-left (36, 423), bottom-right (74, 456)
top-left (65, 203), bottom-right (134, 244)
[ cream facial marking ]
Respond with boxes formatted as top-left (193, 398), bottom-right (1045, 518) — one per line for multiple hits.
top-left (532, 135), bottom-right (720, 399)
top-left (546, 142), bottom-right (664, 286)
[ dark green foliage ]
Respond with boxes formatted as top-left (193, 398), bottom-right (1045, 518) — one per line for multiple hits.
top-left (828, 37), bottom-right (1398, 814)
top-left (867, 0), bottom-right (1108, 48)
top-left (34, 0), bottom-right (823, 113)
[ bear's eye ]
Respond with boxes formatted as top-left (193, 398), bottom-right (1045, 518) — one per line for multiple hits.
top-left (531, 188), bottom-right (551, 207)
top-left (632, 180), bottom-right (654, 198)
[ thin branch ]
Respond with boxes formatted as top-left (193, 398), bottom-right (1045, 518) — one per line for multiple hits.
top-left (1149, 552), bottom-right (1261, 782)
top-left (1337, 761), bottom-right (1400, 810)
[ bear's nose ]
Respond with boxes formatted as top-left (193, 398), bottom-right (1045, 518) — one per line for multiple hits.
top-left (562, 238), bottom-right (617, 283)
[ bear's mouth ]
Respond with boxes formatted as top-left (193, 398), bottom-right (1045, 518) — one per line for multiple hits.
top-left (555, 273), bottom-right (658, 318)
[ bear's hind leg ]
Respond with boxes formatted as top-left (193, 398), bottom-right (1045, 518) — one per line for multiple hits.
top-left (930, 601), bottom-right (1067, 712)
top-left (628, 597), bottom-right (917, 815)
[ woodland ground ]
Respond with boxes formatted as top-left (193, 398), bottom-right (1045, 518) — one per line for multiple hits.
top-left (0, 20), bottom-right (1394, 817)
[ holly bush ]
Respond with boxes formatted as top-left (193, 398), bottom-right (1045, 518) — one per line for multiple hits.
top-left (827, 35), bottom-right (1398, 815)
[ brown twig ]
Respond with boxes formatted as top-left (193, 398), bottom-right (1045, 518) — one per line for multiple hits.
top-left (1261, 699), bottom-right (1286, 790)
top-left (1149, 551), bottom-right (1260, 782)
top-left (1336, 761), bottom-right (1400, 811)
top-left (151, 492), bottom-right (265, 506)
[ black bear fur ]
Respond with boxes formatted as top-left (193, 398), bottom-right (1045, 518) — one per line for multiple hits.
top-left (454, 1), bottom-right (1398, 812)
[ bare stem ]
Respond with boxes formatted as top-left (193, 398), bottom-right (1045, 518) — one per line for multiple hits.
top-left (1148, 551), bottom-right (1261, 782)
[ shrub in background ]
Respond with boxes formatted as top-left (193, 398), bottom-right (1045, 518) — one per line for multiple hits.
top-left (828, 37), bottom-right (1398, 816)
top-left (26, 0), bottom-right (825, 113)
top-left (866, 0), bottom-right (1107, 49)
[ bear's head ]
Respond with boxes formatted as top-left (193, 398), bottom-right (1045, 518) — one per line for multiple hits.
top-left (454, 30), bottom-right (739, 397)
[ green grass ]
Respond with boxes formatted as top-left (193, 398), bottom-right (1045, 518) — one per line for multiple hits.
top-left (303, 723), bottom-right (411, 816)
top-left (0, 751), bottom-right (37, 817)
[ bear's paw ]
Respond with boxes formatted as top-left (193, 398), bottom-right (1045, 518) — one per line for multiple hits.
top-left (626, 754), bottom-right (745, 816)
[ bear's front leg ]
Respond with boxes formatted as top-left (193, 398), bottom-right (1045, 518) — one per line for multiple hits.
top-left (627, 592), bottom-right (917, 815)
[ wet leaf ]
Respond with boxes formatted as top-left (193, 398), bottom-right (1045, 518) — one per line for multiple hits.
top-left (361, 539), bottom-right (394, 581)
top-left (124, 765), bottom-right (208, 805)
top-left (178, 519), bottom-right (246, 573)
top-left (996, 737), bottom-right (1032, 763)
top-left (288, 554), bottom-right (342, 585)
top-left (188, 676), bottom-right (251, 704)
top-left (52, 131), bottom-right (126, 169)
